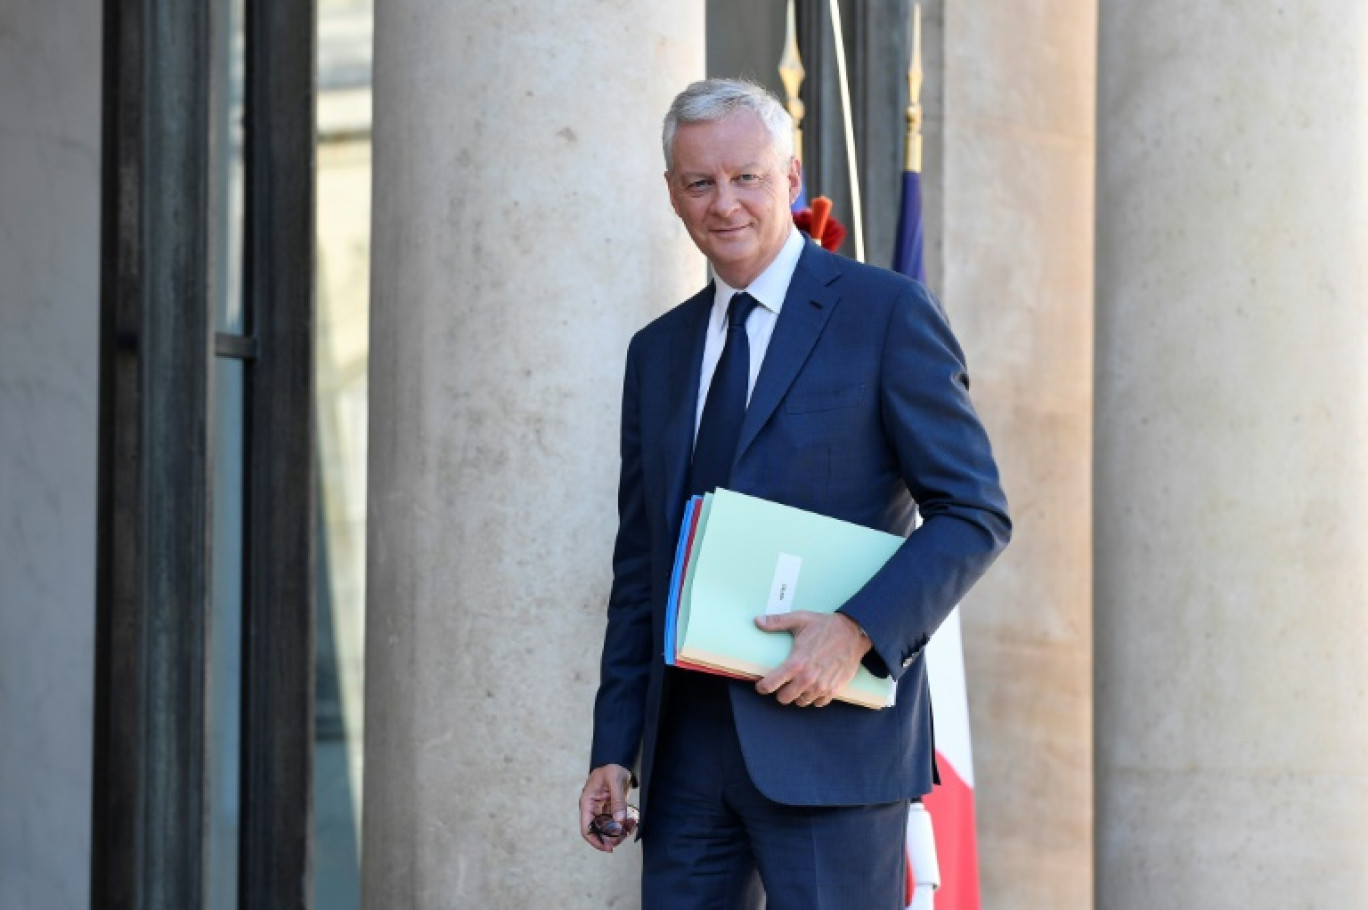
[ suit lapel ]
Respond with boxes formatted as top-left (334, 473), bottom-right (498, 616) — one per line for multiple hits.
top-left (660, 285), bottom-right (713, 535)
top-left (735, 244), bottom-right (842, 461)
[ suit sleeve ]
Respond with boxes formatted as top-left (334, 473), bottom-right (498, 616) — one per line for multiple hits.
top-left (837, 281), bottom-right (1011, 680)
top-left (589, 335), bottom-right (655, 772)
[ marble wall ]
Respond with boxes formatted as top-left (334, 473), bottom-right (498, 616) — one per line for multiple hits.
top-left (0, 1), bottom-right (102, 907)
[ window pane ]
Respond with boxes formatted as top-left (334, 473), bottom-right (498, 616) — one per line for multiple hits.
top-left (314, 2), bottom-right (372, 907)
top-left (206, 0), bottom-right (246, 906)
top-left (210, 0), bottom-right (246, 335)
top-left (206, 356), bottom-right (244, 910)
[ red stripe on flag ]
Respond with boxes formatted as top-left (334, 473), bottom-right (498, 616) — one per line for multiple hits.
top-left (905, 846), bottom-right (916, 907)
top-left (921, 751), bottom-right (980, 909)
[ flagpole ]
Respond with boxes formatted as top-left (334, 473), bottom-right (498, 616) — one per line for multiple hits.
top-left (826, 0), bottom-right (864, 262)
top-left (906, 2), bottom-right (923, 175)
top-left (901, 11), bottom-right (952, 908)
top-left (779, 0), bottom-right (806, 171)
top-left (893, 1), bottom-right (928, 285)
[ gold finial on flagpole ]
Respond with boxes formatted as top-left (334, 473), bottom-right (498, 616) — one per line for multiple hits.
top-left (779, 0), bottom-right (806, 164)
top-left (905, 2), bottom-right (924, 173)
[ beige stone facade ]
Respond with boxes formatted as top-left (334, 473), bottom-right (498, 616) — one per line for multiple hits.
top-left (1095, 0), bottom-right (1368, 905)
top-left (5, 0), bottom-right (1367, 906)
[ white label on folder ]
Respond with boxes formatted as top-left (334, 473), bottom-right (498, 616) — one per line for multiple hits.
top-left (766, 553), bottom-right (803, 615)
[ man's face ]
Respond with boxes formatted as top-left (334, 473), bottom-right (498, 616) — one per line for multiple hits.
top-left (666, 111), bottom-right (802, 289)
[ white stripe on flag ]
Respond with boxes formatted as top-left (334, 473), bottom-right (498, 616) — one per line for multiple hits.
top-left (925, 608), bottom-right (974, 786)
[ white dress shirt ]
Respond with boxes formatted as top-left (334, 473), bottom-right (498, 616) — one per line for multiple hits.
top-left (694, 227), bottom-right (808, 440)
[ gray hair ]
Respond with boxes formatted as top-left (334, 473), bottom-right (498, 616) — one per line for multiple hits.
top-left (662, 78), bottom-right (794, 171)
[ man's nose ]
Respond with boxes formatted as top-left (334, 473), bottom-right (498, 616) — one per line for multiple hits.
top-left (710, 182), bottom-right (739, 217)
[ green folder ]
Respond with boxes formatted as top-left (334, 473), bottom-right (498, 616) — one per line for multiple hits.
top-left (677, 489), bottom-right (901, 709)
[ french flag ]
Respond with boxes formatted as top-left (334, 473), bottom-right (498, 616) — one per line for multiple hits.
top-left (906, 609), bottom-right (980, 909)
top-left (894, 166), bottom-right (980, 910)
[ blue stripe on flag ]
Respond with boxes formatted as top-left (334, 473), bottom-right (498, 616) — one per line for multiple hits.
top-left (892, 170), bottom-right (925, 282)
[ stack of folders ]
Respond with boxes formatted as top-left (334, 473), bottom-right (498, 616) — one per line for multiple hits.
top-left (664, 489), bottom-right (900, 710)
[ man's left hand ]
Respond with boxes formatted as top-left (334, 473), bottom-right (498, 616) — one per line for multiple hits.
top-left (754, 612), bottom-right (872, 708)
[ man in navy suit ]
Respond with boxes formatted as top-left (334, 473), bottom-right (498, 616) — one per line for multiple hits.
top-left (578, 78), bottom-right (1010, 909)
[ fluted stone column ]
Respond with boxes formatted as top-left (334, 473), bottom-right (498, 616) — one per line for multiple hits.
top-left (363, 3), bottom-right (704, 907)
top-left (933, 2), bottom-right (1098, 905)
top-left (1096, 2), bottom-right (1368, 904)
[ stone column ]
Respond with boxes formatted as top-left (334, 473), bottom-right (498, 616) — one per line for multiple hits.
top-left (933, 2), bottom-right (1098, 905)
top-left (1096, 1), bottom-right (1368, 905)
top-left (0, 2), bottom-right (101, 907)
top-left (363, 3), bottom-right (704, 906)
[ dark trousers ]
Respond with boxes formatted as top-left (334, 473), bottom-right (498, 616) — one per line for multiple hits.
top-left (642, 671), bottom-right (907, 910)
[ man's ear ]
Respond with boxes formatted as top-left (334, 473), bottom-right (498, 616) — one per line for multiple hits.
top-left (787, 157), bottom-right (803, 206)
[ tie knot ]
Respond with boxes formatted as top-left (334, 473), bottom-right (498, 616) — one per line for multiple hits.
top-left (727, 292), bottom-right (759, 329)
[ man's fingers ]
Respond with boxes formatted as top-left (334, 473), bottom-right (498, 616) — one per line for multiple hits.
top-left (754, 611), bottom-right (815, 634)
top-left (759, 654), bottom-right (845, 706)
top-left (579, 785), bottom-right (602, 826)
top-left (608, 780), bottom-right (628, 821)
top-left (754, 611), bottom-right (868, 707)
top-left (581, 808), bottom-right (611, 851)
top-left (772, 673), bottom-right (819, 706)
top-left (784, 681), bottom-right (830, 707)
top-left (580, 764), bottom-right (634, 852)
top-left (755, 657), bottom-right (797, 696)
top-left (579, 785), bottom-right (609, 850)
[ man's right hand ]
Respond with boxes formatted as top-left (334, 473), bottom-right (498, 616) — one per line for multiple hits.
top-left (579, 763), bottom-right (635, 853)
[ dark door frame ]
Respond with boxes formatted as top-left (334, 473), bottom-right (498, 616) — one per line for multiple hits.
top-left (93, 0), bottom-right (316, 905)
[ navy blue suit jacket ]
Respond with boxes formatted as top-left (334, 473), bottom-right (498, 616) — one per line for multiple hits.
top-left (590, 241), bottom-right (1010, 820)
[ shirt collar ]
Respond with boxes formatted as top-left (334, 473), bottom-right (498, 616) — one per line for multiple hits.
top-left (712, 226), bottom-right (807, 322)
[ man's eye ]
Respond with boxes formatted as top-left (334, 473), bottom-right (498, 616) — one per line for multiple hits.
top-left (686, 180), bottom-right (712, 193)
top-left (736, 173), bottom-right (760, 184)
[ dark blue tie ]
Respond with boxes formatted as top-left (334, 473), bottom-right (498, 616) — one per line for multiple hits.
top-left (689, 292), bottom-right (760, 497)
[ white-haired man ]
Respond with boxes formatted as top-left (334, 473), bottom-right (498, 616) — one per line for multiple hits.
top-left (579, 78), bottom-right (1010, 909)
